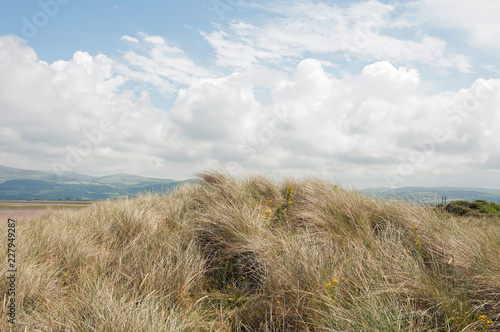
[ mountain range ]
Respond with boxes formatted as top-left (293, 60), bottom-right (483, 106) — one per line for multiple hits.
top-left (1, 165), bottom-right (499, 203)
top-left (0, 165), bottom-right (192, 200)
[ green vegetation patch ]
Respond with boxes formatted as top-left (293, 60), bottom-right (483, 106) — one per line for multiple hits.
top-left (444, 199), bottom-right (500, 216)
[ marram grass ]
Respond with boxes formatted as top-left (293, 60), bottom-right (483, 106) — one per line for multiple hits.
top-left (1, 171), bottom-right (499, 331)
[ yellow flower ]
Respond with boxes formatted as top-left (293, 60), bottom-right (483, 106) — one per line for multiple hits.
top-left (268, 200), bottom-right (273, 203)
top-left (288, 201), bottom-right (292, 204)
top-left (265, 210), bottom-right (271, 213)
top-left (229, 297), bottom-right (232, 300)
top-left (332, 279), bottom-right (339, 284)
top-left (242, 276), bottom-right (245, 280)
top-left (412, 226), bottom-right (418, 230)
top-left (227, 285), bottom-right (231, 289)
top-left (478, 315), bottom-right (487, 321)
top-left (324, 283), bottom-right (332, 288)
top-left (487, 320), bottom-right (493, 324)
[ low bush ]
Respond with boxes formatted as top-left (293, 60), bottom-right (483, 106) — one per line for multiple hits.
top-left (445, 199), bottom-right (500, 216)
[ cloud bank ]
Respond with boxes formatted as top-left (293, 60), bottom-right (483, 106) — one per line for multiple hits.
top-left (1, 0), bottom-right (499, 187)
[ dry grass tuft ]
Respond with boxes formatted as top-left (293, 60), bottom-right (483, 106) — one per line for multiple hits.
top-left (2, 171), bottom-right (499, 331)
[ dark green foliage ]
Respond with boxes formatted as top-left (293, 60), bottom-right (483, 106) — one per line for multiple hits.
top-left (445, 199), bottom-right (500, 216)
top-left (474, 200), bottom-right (500, 214)
top-left (470, 199), bottom-right (489, 208)
top-left (445, 200), bottom-right (475, 216)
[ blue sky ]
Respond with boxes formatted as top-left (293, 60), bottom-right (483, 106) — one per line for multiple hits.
top-left (1, 1), bottom-right (213, 62)
top-left (1, 0), bottom-right (499, 188)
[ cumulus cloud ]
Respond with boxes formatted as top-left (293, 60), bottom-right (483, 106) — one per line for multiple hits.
top-left (0, 0), bottom-right (499, 187)
top-left (0, 35), bottom-right (177, 177)
top-left (159, 57), bottom-right (500, 186)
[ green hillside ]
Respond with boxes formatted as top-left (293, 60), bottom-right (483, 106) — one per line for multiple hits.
top-left (94, 173), bottom-right (177, 186)
top-left (0, 165), bottom-right (71, 182)
top-left (0, 166), bottom-right (189, 200)
top-left (0, 179), bottom-right (117, 200)
top-left (3, 165), bottom-right (498, 202)
top-left (366, 186), bottom-right (500, 204)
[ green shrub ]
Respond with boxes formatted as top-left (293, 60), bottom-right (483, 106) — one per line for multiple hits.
top-left (470, 199), bottom-right (489, 209)
top-left (445, 200), bottom-right (474, 216)
top-left (445, 199), bottom-right (500, 216)
top-left (479, 202), bottom-right (500, 214)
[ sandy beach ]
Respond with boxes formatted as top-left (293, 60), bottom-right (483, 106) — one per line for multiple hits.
top-left (0, 201), bottom-right (92, 219)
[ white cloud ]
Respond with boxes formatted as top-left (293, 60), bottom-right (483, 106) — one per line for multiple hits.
top-left (120, 34), bottom-right (213, 94)
top-left (202, 0), bottom-right (471, 72)
top-left (418, 0), bottom-right (500, 52)
top-left (361, 60), bottom-right (420, 90)
top-left (121, 35), bottom-right (139, 43)
top-left (0, 35), bottom-right (179, 177)
top-left (0, 0), bottom-right (498, 187)
top-left (158, 57), bottom-right (500, 186)
top-left (144, 35), bottom-right (166, 45)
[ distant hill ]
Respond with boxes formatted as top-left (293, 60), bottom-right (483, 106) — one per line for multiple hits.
top-left (0, 165), bottom-right (72, 182)
top-left (95, 173), bottom-right (177, 186)
top-left (3, 165), bottom-right (498, 203)
top-left (364, 187), bottom-right (500, 204)
top-left (0, 165), bottom-right (192, 200)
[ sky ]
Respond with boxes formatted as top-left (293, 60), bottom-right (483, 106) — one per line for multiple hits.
top-left (0, 0), bottom-right (499, 188)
